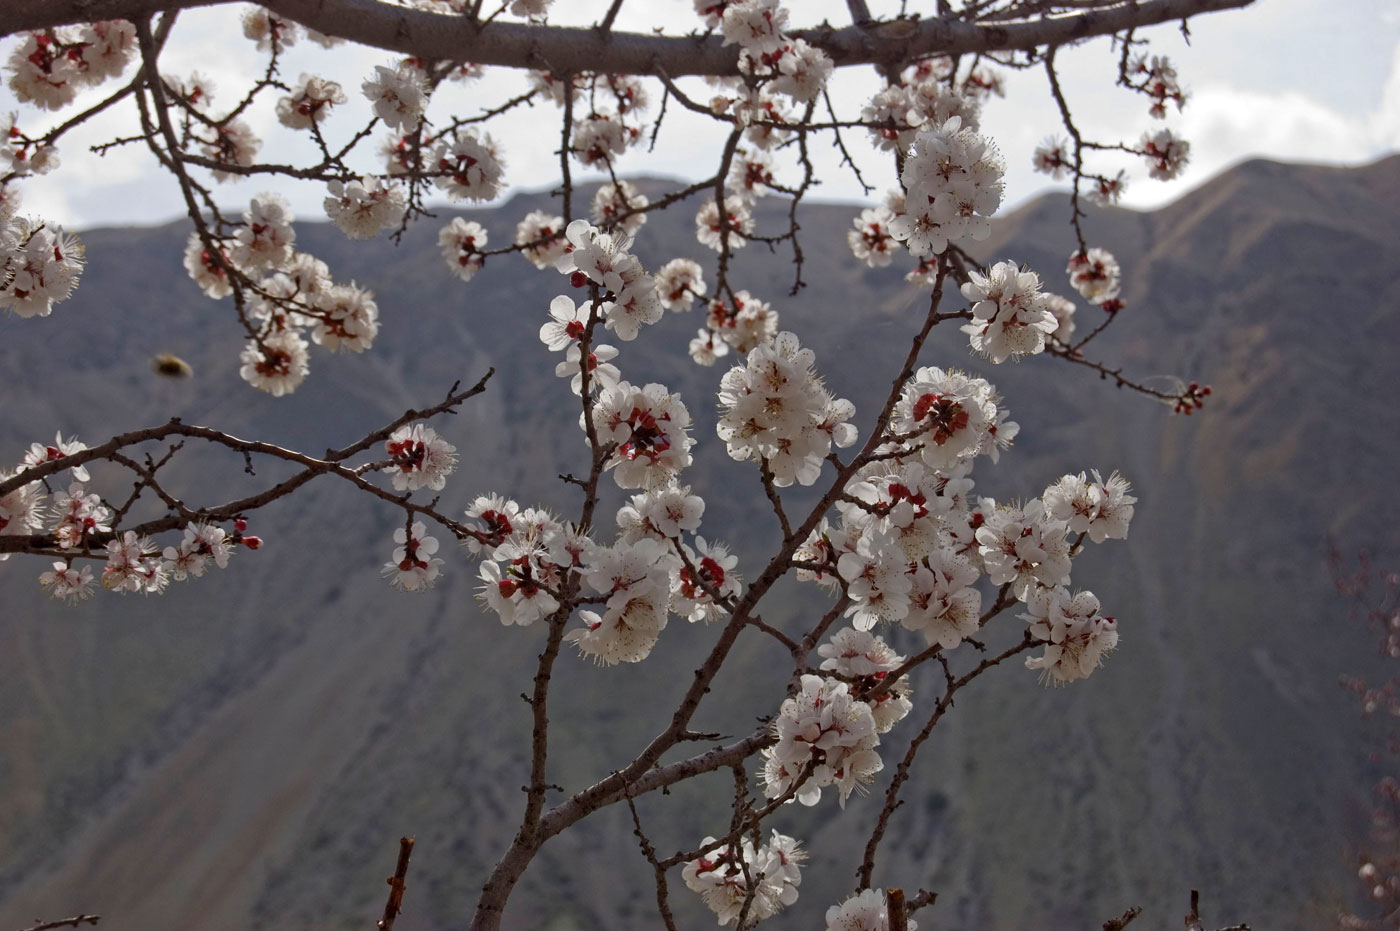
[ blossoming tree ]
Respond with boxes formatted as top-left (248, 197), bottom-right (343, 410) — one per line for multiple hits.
top-left (0, 0), bottom-right (1249, 928)
top-left (1331, 550), bottom-right (1400, 931)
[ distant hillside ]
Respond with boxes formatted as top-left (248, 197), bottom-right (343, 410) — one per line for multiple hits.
top-left (1, 155), bottom-right (1397, 930)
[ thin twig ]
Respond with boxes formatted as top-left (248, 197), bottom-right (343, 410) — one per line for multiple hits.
top-left (1103, 904), bottom-right (1143, 931)
top-left (15, 918), bottom-right (100, 931)
top-left (626, 796), bottom-right (680, 931)
top-left (376, 836), bottom-right (415, 931)
top-left (857, 633), bottom-right (1036, 888)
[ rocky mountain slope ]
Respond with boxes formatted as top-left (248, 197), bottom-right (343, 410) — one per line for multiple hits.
top-left (1, 155), bottom-right (1396, 930)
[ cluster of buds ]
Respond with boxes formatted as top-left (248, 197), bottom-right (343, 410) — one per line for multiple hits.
top-left (1172, 381), bottom-right (1212, 415)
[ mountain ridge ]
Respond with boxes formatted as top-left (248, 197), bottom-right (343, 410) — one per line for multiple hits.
top-left (0, 153), bottom-right (1395, 930)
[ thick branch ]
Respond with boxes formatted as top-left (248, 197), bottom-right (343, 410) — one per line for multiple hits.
top-left (4, 0), bottom-right (1253, 76)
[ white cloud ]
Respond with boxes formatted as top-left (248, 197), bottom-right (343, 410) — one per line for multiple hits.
top-left (1111, 36), bottom-right (1400, 208)
top-left (1376, 38), bottom-right (1400, 150)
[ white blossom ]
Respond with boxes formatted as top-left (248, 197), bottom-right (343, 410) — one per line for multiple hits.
top-left (976, 499), bottom-right (1071, 599)
top-left (902, 546), bottom-right (982, 649)
top-left (0, 469), bottom-right (44, 541)
top-left (38, 562), bottom-right (96, 603)
top-left (515, 210), bottom-right (570, 269)
top-left (439, 218), bottom-right (488, 281)
top-left (325, 177), bottom-right (404, 240)
top-left (683, 830), bottom-right (804, 926)
top-left (1, 114), bottom-right (59, 177)
top-left (762, 674), bottom-right (883, 807)
top-left (1044, 291), bottom-right (1076, 343)
top-left (908, 78), bottom-right (980, 132)
top-left (1032, 135), bottom-right (1072, 180)
top-left (49, 481), bottom-right (110, 548)
top-left (838, 529), bottom-right (913, 629)
top-left (363, 63), bottom-right (427, 131)
top-left (163, 524), bottom-right (233, 581)
top-left (1023, 585), bottom-right (1119, 684)
top-left (672, 536), bottom-right (741, 623)
top-left (461, 493), bottom-right (522, 556)
top-left (277, 74), bottom-right (346, 129)
top-left (616, 484), bottom-right (705, 543)
top-left (232, 193), bottom-right (296, 271)
top-left (959, 260), bottom-right (1058, 363)
top-left (655, 258), bottom-right (706, 311)
top-left (1088, 170), bottom-right (1129, 206)
top-left (239, 329), bottom-right (309, 396)
top-left (384, 423), bottom-right (458, 491)
top-left (567, 538), bottom-right (676, 663)
top-left (556, 342), bottom-right (620, 396)
top-left (721, 0), bottom-right (789, 55)
top-left (590, 382), bottom-right (694, 488)
top-left (1067, 248), bottom-right (1122, 304)
top-left (433, 130), bottom-right (505, 202)
top-left (309, 283), bottom-right (379, 352)
top-left (825, 888), bottom-right (919, 931)
top-left (102, 530), bottom-right (168, 593)
top-left (890, 367), bottom-right (1014, 473)
top-left (0, 218), bottom-right (84, 318)
top-left (182, 232), bottom-right (232, 299)
top-left (848, 206), bottom-right (898, 268)
top-left (7, 33), bottom-right (84, 110)
top-left (590, 180), bottom-right (649, 237)
top-left (382, 521), bottom-right (443, 591)
top-left (201, 120), bottom-right (261, 182)
top-left (696, 195), bottom-right (753, 252)
top-left (78, 21), bottom-right (138, 82)
top-left (727, 149), bottom-right (776, 201)
top-left (717, 331), bottom-right (855, 487)
top-left (1131, 54), bottom-right (1187, 118)
top-left (818, 627), bottom-right (912, 732)
top-left (556, 219), bottom-right (635, 291)
top-left (770, 39), bottom-right (832, 104)
top-left (888, 117), bottom-right (1004, 257)
top-left (603, 273), bottom-right (662, 342)
top-left (539, 294), bottom-right (588, 351)
top-left (707, 291), bottom-right (777, 355)
top-left (1140, 127), bottom-right (1190, 180)
top-left (1043, 470), bottom-right (1136, 543)
top-left (571, 113), bottom-right (635, 167)
top-left (688, 328), bottom-right (728, 366)
top-left (479, 556), bottom-right (559, 626)
top-left (241, 9), bottom-right (299, 52)
top-left (861, 84), bottom-right (919, 152)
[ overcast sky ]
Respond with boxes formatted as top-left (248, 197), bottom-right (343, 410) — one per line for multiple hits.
top-left (4, 0), bottom-right (1398, 231)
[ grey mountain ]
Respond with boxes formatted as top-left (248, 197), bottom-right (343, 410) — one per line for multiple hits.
top-left (1, 154), bottom-right (1396, 930)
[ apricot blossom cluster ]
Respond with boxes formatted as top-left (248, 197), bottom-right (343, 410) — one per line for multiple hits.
top-left (0, 0), bottom-right (1234, 925)
top-left (2, 439), bottom-right (249, 602)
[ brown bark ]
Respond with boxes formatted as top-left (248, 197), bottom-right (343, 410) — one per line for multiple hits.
top-left (3, 0), bottom-right (1253, 77)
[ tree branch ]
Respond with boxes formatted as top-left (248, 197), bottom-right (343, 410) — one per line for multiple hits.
top-left (0, 373), bottom-right (493, 555)
top-left (1103, 904), bottom-right (1143, 930)
top-left (14, 918), bottom-right (100, 931)
top-left (3, 0), bottom-right (1254, 77)
top-left (376, 837), bottom-right (415, 931)
top-left (857, 632), bottom-right (1036, 889)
